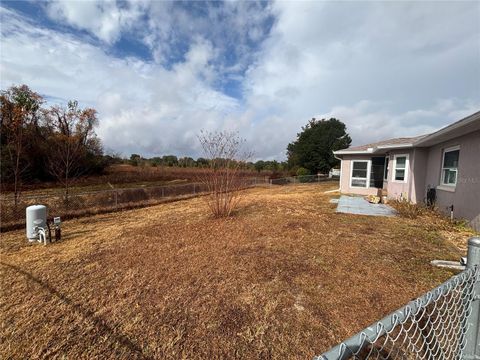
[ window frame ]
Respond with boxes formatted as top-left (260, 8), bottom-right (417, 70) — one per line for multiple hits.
top-left (392, 154), bottom-right (409, 183)
top-left (384, 156), bottom-right (389, 181)
top-left (350, 160), bottom-right (371, 188)
top-left (440, 145), bottom-right (460, 187)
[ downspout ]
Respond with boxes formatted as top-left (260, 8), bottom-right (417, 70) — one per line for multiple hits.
top-left (334, 154), bottom-right (343, 193)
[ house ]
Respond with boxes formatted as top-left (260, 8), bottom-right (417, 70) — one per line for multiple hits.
top-left (333, 111), bottom-right (480, 230)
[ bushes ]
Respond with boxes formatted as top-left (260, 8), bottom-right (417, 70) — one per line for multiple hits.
top-left (296, 167), bottom-right (311, 183)
top-left (390, 198), bottom-right (427, 219)
top-left (296, 167), bottom-right (310, 176)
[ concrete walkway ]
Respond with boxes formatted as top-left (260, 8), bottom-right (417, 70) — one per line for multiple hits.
top-left (335, 195), bottom-right (397, 217)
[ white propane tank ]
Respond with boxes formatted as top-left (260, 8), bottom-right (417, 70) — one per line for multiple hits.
top-left (26, 205), bottom-right (47, 240)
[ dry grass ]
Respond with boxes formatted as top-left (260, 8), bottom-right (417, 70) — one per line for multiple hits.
top-left (1, 164), bottom-right (265, 196)
top-left (0, 183), bottom-right (475, 359)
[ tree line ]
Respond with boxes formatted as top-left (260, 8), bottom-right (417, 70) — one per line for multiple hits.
top-left (1, 84), bottom-right (352, 202)
top-left (1, 85), bottom-right (105, 203)
top-left (126, 153), bottom-right (289, 173)
top-left (126, 116), bottom-right (354, 176)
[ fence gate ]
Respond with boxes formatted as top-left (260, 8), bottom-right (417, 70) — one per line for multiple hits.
top-left (317, 237), bottom-right (480, 360)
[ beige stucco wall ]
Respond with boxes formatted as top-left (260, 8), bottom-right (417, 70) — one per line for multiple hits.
top-left (423, 130), bottom-right (480, 230)
top-left (339, 155), bottom-right (378, 196)
top-left (385, 149), bottom-right (414, 201)
top-left (410, 148), bottom-right (429, 204)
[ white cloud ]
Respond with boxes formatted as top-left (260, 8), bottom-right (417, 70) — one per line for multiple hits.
top-left (0, 7), bottom-right (239, 157)
top-left (45, 0), bottom-right (146, 44)
top-left (1, 1), bottom-right (479, 161)
top-left (241, 0), bottom-right (480, 156)
top-left (316, 99), bottom-right (480, 147)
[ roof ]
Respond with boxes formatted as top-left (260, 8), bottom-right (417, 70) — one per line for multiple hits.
top-left (344, 136), bottom-right (425, 152)
top-left (334, 110), bottom-right (480, 155)
top-left (415, 110), bottom-right (480, 147)
top-left (334, 135), bottom-right (425, 155)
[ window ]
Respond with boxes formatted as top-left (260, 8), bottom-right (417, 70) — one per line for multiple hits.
top-left (392, 154), bottom-right (408, 182)
top-left (441, 147), bottom-right (460, 186)
top-left (384, 157), bottom-right (389, 181)
top-left (351, 160), bottom-right (370, 188)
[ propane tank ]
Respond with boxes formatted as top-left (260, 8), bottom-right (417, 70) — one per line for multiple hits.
top-left (26, 205), bottom-right (47, 240)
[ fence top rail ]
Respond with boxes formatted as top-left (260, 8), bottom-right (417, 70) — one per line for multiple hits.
top-left (0, 177), bottom-right (266, 201)
top-left (316, 264), bottom-right (480, 360)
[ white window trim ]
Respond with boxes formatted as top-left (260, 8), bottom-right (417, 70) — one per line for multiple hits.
top-left (437, 185), bottom-right (456, 193)
top-left (350, 160), bottom-right (371, 188)
top-left (383, 156), bottom-right (389, 181)
top-left (392, 154), bottom-right (409, 183)
top-left (440, 145), bottom-right (460, 187)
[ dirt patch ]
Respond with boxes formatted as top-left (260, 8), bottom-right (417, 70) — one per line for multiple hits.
top-left (0, 183), bottom-right (474, 359)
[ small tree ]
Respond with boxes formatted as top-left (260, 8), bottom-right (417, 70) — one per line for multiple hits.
top-left (44, 100), bottom-right (99, 204)
top-left (197, 130), bottom-right (252, 217)
top-left (0, 85), bottom-right (43, 205)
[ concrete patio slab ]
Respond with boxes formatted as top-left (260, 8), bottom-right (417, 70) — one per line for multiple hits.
top-left (336, 195), bottom-right (397, 217)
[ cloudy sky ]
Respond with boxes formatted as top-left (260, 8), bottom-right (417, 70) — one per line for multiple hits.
top-left (1, 1), bottom-right (479, 160)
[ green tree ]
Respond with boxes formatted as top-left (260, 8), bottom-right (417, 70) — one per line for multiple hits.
top-left (196, 157), bottom-right (209, 167)
top-left (287, 118), bottom-right (351, 174)
top-left (178, 156), bottom-right (195, 167)
top-left (254, 160), bottom-right (265, 172)
top-left (129, 153), bottom-right (141, 166)
top-left (162, 155), bottom-right (178, 167)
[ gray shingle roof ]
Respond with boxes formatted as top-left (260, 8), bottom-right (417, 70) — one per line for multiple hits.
top-left (343, 135), bottom-right (426, 152)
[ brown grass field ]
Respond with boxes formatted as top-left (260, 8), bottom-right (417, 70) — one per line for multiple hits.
top-left (0, 183), bottom-right (476, 359)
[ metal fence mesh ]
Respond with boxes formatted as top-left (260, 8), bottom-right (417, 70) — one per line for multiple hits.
top-left (270, 174), bottom-right (337, 185)
top-left (318, 265), bottom-right (480, 360)
top-left (1, 176), bottom-right (340, 230)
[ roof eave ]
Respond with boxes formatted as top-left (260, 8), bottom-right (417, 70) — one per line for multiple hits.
top-left (334, 143), bottom-right (414, 156)
top-left (414, 111), bottom-right (480, 147)
top-left (333, 148), bottom-right (374, 155)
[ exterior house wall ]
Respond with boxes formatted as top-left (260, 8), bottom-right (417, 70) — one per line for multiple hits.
top-left (339, 155), bottom-right (378, 196)
top-left (423, 130), bottom-right (480, 230)
top-left (411, 148), bottom-right (429, 203)
top-left (385, 149), bottom-right (415, 201)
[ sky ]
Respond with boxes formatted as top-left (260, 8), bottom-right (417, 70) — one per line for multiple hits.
top-left (1, 0), bottom-right (479, 160)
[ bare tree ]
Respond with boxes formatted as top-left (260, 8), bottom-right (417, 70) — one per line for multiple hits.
top-left (0, 85), bottom-right (43, 205)
top-left (44, 100), bottom-right (99, 205)
top-left (197, 130), bottom-right (252, 217)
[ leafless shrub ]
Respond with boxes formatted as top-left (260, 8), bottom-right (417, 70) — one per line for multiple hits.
top-left (197, 130), bottom-right (253, 217)
top-left (390, 198), bottom-right (427, 219)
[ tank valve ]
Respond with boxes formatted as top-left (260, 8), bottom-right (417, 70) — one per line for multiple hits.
top-left (53, 217), bottom-right (62, 241)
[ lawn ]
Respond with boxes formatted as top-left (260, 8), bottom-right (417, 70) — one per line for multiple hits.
top-left (0, 183), bottom-right (474, 359)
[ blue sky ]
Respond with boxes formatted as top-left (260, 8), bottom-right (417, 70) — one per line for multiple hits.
top-left (1, 1), bottom-right (479, 159)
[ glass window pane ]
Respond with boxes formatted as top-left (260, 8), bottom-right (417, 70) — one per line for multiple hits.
top-left (443, 150), bottom-right (459, 168)
top-left (395, 169), bottom-right (405, 181)
top-left (352, 162), bottom-right (368, 171)
top-left (443, 169), bottom-right (457, 185)
top-left (352, 169), bottom-right (367, 178)
top-left (351, 178), bottom-right (367, 187)
top-left (448, 170), bottom-right (457, 184)
top-left (395, 156), bottom-right (406, 168)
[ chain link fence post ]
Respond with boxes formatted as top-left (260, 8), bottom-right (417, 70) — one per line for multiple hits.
top-left (465, 236), bottom-right (480, 360)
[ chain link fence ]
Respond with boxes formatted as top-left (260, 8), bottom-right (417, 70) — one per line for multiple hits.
top-left (0, 179), bottom-right (263, 230)
top-left (0, 175), bottom-right (339, 231)
top-left (270, 174), bottom-right (339, 185)
top-left (317, 237), bottom-right (480, 360)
